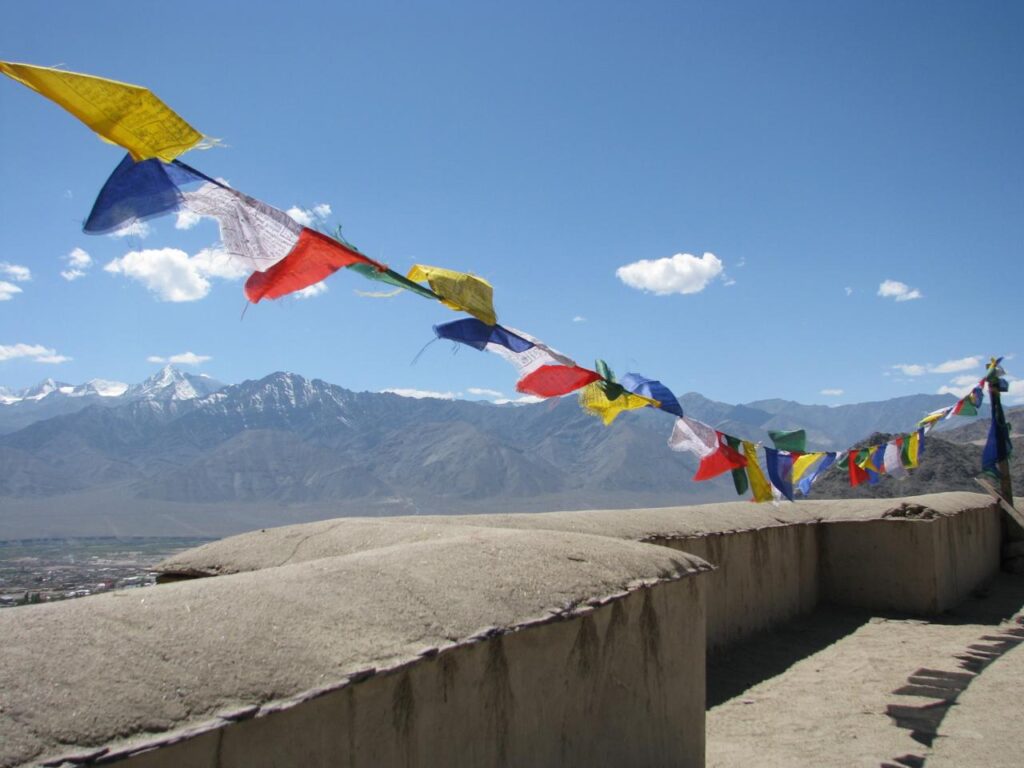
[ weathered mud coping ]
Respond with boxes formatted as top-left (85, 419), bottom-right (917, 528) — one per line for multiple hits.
top-left (158, 492), bottom-right (1002, 649)
top-left (0, 529), bottom-right (710, 768)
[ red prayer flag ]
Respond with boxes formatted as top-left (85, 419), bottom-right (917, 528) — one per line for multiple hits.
top-left (516, 365), bottom-right (602, 398)
top-left (245, 229), bottom-right (384, 303)
top-left (693, 434), bottom-right (747, 481)
top-left (848, 449), bottom-right (869, 486)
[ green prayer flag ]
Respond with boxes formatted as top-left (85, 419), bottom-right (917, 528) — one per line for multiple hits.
top-left (348, 263), bottom-right (438, 299)
top-left (957, 399), bottom-right (978, 417)
top-left (594, 359), bottom-right (624, 400)
top-left (725, 435), bottom-right (748, 495)
top-left (768, 429), bottom-right (807, 453)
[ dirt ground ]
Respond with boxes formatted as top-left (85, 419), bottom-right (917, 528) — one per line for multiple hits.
top-left (706, 574), bottom-right (1024, 768)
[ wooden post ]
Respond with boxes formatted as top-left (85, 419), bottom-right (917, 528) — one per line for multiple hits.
top-left (985, 360), bottom-right (1022, 543)
top-left (987, 367), bottom-right (1015, 506)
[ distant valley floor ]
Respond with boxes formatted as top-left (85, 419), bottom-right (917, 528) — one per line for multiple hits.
top-left (0, 536), bottom-right (213, 607)
top-left (0, 485), bottom-right (735, 540)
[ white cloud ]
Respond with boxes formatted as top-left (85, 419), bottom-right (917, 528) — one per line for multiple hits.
top-left (294, 283), bottom-right (328, 299)
top-left (892, 356), bottom-right (982, 378)
top-left (382, 388), bottom-right (458, 400)
top-left (105, 247), bottom-right (246, 302)
top-left (0, 343), bottom-right (70, 364)
top-left (61, 247), bottom-right (93, 281)
top-left (190, 247), bottom-right (249, 280)
top-left (494, 395), bottom-right (544, 406)
top-left (616, 252), bottom-right (723, 296)
top-left (736, 257), bottom-right (746, 268)
top-left (175, 209), bottom-right (202, 230)
top-left (0, 263), bottom-right (31, 282)
top-left (722, 276), bottom-right (736, 287)
top-left (844, 287), bottom-right (853, 296)
top-left (287, 203), bottom-right (332, 228)
top-left (877, 279), bottom-right (922, 302)
top-left (468, 387), bottom-right (504, 398)
top-left (67, 248), bottom-right (92, 268)
top-left (936, 367), bottom-right (987, 397)
top-left (109, 220), bottom-right (151, 239)
top-left (572, 315), bottom-right (586, 323)
top-left (820, 388), bottom-right (844, 396)
top-left (286, 207), bottom-right (313, 226)
top-left (147, 352), bottom-right (211, 365)
top-left (892, 364), bottom-right (928, 376)
top-left (930, 356), bottom-right (981, 374)
top-left (105, 249), bottom-right (209, 301)
top-left (1005, 378), bottom-right (1024, 405)
top-left (0, 281), bottom-right (23, 301)
top-left (947, 374), bottom-right (981, 388)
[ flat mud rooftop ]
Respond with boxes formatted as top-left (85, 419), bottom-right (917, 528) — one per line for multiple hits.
top-left (706, 573), bottom-right (1024, 768)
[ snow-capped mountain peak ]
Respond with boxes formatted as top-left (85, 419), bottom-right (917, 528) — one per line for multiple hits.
top-left (127, 365), bottom-right (224, 402)
top-left (0, 368), bottom-right (223, 418)
top-left (21, 378), bottom-right (71, 401)
top-left (130, 365), bottom-right (192, 398)
top-left (77, 379), bottom-right (129, 398)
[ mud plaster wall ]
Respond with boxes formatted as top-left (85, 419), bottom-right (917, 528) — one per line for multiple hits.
top-left (646, 505), bottom-right (1000, 648)
top-left (932, 506), bottom-right (1003, 609)
top-left (652, 525), bottom-right (819, 651)
top-left (821, 506), bottom-right (1001, 615)
top-left (112, 577), bottom-right (707, 768)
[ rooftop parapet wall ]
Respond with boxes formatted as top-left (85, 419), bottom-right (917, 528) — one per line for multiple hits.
top-left (111, 578), bottom-right (706, 768)
top-left (157, 493), bottom-right (992, 578)
top-left (821, 504), bottom-right (1001, 614)
top-left (158, 492), bottom-right (1001, 649)
top-left (656, 525), bottom-right (819, 650)
top-left (0, 529), bottom-right (710, 768)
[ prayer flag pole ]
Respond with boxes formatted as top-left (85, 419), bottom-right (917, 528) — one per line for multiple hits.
top-left (976, 358), bottom-right (1024, 542)
top-left (986, 359), bottom-right (1014, 506)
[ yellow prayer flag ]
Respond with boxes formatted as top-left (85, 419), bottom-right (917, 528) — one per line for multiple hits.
top-left (742, 441), bottom-right (774, 503)
top-left (857, 447), bottom-right (883, 473)
top-left (905, 432), bottom-right (920, 468)
top-left (577, 383), bottom-right (658, 425)
top-left (407, 264), bottom-right (496, 325)
top-left (791, 452), bottom-right (825, 485)
top-left (0, 61), bottom-right (203, 162)
top-left (918, 408), bottom-right (949, 426)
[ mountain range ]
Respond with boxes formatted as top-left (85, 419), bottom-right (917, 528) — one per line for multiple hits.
top-left (0, 367), bottom-right (224, 435)
top-left (0, 366), bottom-right (1003, 540)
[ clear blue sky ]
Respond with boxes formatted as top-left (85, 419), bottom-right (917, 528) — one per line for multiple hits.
top-left (1, 1), bottom-right (1021, 405)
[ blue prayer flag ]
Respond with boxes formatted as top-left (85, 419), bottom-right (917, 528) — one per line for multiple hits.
top-left (982, 402), bottom-right (1012, 476)
top-left (84, 154), bottom-right (210, 234)
top-left (866, 444), bottom-right (886, 484)
top-left (433, 319), bottom-right (534, 353)
top-left (620, 373), bottom-right (683, 417)
top-left (764, 448), bottom-right (796, 501)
